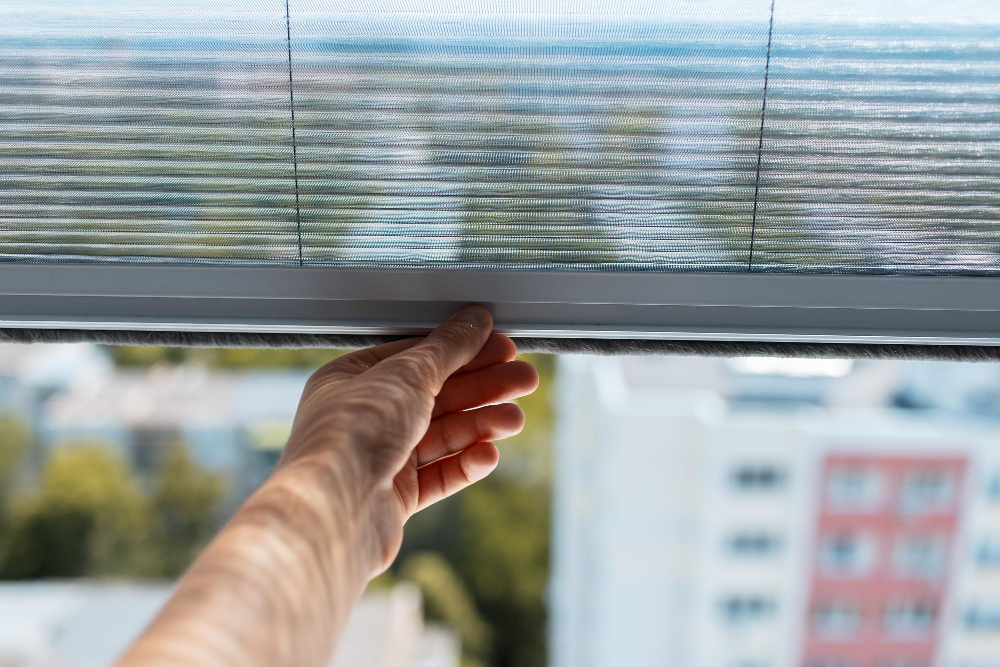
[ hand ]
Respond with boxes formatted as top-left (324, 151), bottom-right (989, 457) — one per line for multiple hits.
top-left (276, 305), bottom-right (539, 576)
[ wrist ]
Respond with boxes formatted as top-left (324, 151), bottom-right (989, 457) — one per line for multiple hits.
top-left (253, 445), bottom-right (381, 576)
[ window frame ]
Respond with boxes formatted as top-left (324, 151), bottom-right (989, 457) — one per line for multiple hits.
top-left (3, 264), bottom-right (1000, 343)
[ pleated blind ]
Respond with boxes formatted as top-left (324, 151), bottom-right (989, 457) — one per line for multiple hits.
top-left (2, 0), bottom-right (998, 274)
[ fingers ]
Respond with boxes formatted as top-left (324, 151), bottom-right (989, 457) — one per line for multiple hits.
top-left (415, 402), bottom-right (524, 466)
top-left (432, 360), bottom-right (538, 418)
top-left (313, 332), bottom-right (511, 384)
top-left (415, 442), bottom-right (499, 512)
top-left (363, 305), bottom-right (494, 401)
top-left (457, 334), bottom-right (517, 373)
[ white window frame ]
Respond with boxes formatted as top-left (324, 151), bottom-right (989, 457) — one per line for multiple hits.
top-left (2, 265), bottom-right (1000, 343)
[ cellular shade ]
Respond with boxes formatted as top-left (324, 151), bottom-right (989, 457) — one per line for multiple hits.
top-left (754, 0), bottom-right (1000, 275)
top-left (2, 1), bottom-right (299, 264)
top-left (1, 0), bottom-right (999, 275)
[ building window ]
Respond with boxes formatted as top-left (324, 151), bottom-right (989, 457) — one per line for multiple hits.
top-left (727, 533), bottom-right (782, 557)
top-left (976, 540), bottom-right (1000, 566)
top-left (899, 469), bottom-right (955, 515)
top-left (719, 596), bottom-right (775, 626)
top-left (819, 533), bottom-right (876, 577)
top-left (731, 466), bottom-right (786, 491)
top-left (892, 536), bottom-right (945, 580)
top-left (883, 600), bottom-right (935, 638)
top-left (826, 466), bottom-right (883, 512)
top-left (811, 600), bottom-right (861, 638)
top-left (964, 605), bottom-right (1000, 631)
top-left (986, 475), bottom-right (1000, 500)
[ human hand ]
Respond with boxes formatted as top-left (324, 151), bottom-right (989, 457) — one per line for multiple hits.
top-left (275, 305), bottom-right (539, 577)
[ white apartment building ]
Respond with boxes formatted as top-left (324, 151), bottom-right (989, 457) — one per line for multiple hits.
top-left (551, 355), bottom-right (1000, 667)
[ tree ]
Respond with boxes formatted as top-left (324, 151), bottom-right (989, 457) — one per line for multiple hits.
top-left (400, 551), bottom-right (492, 665)
top-left (0, 444), bottom-right (152, 579)
top-left (148, 442), bottom-right (225, 576)
top-left (0, 415), bottom-right (30, 500)
top-left (107, 345), bottom-right (344, 369)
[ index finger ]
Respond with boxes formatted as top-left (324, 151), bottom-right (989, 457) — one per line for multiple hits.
top-left (361, 305), bottom-right (493, 400)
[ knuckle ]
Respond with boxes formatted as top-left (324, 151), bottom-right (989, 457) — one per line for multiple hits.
top-left (471, 408), bottom-right (488, 440)
top-left (437, 462), bottom-right (450, 495)
top-left (456, 454), bottom-right (473, 485)
top-left (438, 416), bottom-right (458, 451)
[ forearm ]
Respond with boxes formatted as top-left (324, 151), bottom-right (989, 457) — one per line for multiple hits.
top-left (117, 453), bottom-right (375, 667)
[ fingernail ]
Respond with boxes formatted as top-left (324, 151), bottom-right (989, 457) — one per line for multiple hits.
top-left (453, 305), bottom-right (490, 328)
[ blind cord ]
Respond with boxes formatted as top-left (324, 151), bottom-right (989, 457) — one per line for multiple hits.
top-left (285, 0), bottom-right (304, 266)
top-left (747, 0), bottom-right (776, 272)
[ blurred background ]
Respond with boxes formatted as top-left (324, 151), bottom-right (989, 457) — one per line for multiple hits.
top-left (1, 345), bottom-right (1000, 667)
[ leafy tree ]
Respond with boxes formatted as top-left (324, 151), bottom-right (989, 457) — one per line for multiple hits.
top-left (0, 444), bottom-right (152, 579)
top-left (108, 345), bottom-right (345, 369)
top-left (148, 442), bottom-right (225, 576)
top-left (400, 551), bottom-right (492, 664)
top-left (0, 415), bottom-right (30, 499)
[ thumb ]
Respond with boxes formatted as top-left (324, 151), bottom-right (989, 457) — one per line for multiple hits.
top-left (364, 305), bottom-right (493, 398)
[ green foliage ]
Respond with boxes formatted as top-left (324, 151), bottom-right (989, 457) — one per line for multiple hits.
top-left (0, 414), bottom-right (30, 496)
top-left (0, 444), bottom-right (152, 578)
top-left (0, 441), bottom-right (225, 580)
top-left (400, 552), bottom-right (492, 661)
top-left (107, 345), bottom-right (345, 369)
top-left (149, 442), bottom-right (225, 577)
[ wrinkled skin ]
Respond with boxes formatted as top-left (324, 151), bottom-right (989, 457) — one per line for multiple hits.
top-left (117, 306), bottom-right (539, 667)
top-left (281, 306), bottom-right (539, 574)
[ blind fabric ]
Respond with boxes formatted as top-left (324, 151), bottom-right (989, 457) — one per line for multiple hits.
top-left (755, 2), bottom-right (1000, 275)
top-left (3, 2), bottom-right (299, 264)
top-left (2, 0), bottom-right (999, 274)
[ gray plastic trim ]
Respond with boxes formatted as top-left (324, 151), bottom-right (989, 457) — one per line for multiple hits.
top-left (1, 264), bottom-right (999, 345)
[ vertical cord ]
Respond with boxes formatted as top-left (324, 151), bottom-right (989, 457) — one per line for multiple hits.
top-left (285, 0), bottom-right (303, 266)
top-left (747, 0), bottom-right (776, 272)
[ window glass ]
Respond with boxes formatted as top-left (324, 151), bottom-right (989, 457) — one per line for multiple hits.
top-left (975, 540), bottom-right (1000, 567)
top-left (899, 469), bottom-right (956, 515)
top-left (731, 465), bottom-right (787, 491)
top-left (728, 532), bottom-right (783, 557)
top-left (4, 348), bottom-right (1000, 666)
top-left (892, 535), bottom-right (945, 580)
top-left (883, 600), bottom-right (936, 638)
top-left (826, 466), bottom-right (884, 511)
top-left (720, 596), bottom-right (776, 626)
top-left (811, 600), bottom-right (861, 638)
top-left (819, 533), bottom-right (877, 577)
top-left (2, 0), bottom-right (998, 274)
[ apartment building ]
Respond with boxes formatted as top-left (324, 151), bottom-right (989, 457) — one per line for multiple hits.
top-left (551, 356), bottom-right (1000, 667)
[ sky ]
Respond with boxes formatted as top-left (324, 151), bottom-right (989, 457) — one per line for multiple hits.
top-left (6, 0), bottom-right (999, 23)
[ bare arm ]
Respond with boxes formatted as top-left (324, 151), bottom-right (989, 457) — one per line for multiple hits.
top-left (116, 306), bottom-right (538, 667)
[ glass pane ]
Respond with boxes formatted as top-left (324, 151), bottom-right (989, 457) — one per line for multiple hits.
top-left (292, 0), bottom-right (771, 270)
top-left (753, 0), bottom-right (1000, 274)
top-left (0, 0), bottom-right (299, 264)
